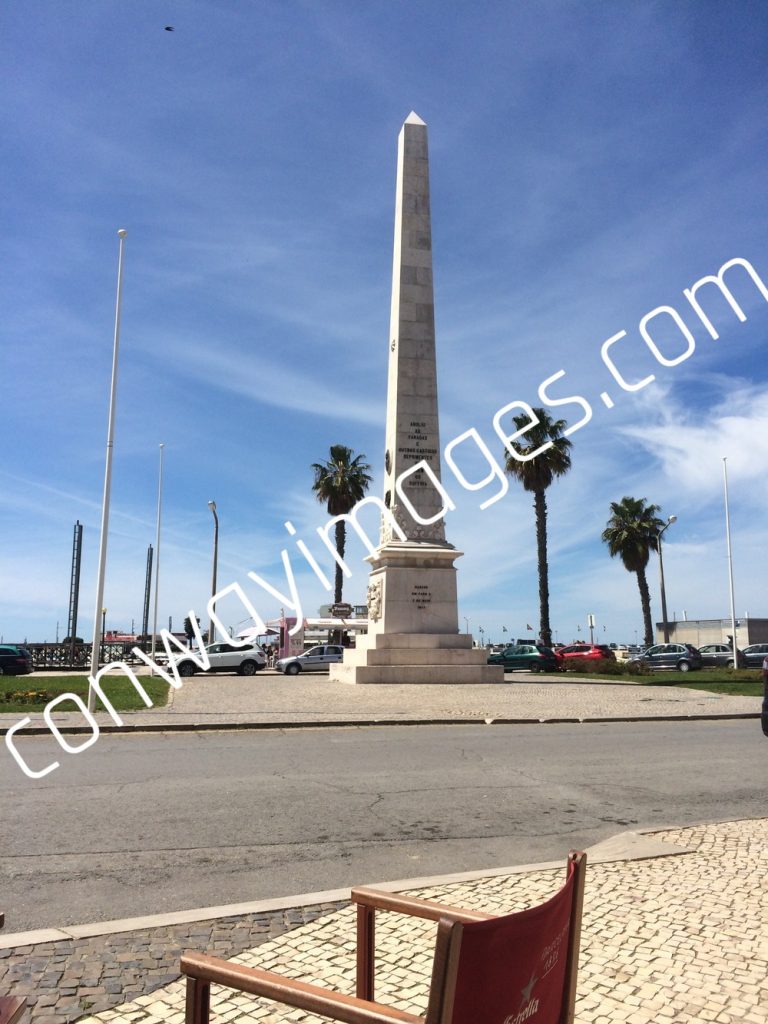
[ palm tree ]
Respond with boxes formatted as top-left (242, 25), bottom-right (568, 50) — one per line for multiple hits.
top-left (503, 408), bottom-right (572, 648)
top-left (602, 497), bottom-right (664, 647)
top-left (311, 445), bottom-right (372, 604)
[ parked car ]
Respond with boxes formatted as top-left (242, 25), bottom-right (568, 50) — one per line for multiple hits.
top-left (557, 644), bottom-right (616, 668)
top-left (0, 645), bottom-right (33, 676)
top-left (276, 644), bottom-right (345, 675)
top-left (697, 643), bottom-right (746, 669)
top-left (630, 643), bottom-right (702, 672)
top-left (486, 644), bottom-right (560, 673)
top-left (742, 643), bottom-right (768, 669)
top-left (173, 641), bottom-right (267, 677)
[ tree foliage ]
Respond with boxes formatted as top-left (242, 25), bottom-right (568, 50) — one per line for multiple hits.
top-left (602, 496), bottom-right (664, 647)
top-left (503, 408), bottom-right (572, 648)
top-left (311, 445), bottom-right (372, 604)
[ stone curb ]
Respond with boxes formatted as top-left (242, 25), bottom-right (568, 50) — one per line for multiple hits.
top-left (0, 826), bottom-right (699, 952)
top-left (0, 711), bottom-right (758, 736)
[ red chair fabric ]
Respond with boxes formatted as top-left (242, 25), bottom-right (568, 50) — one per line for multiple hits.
top-left (450, 862), bottom-right (576, 1024)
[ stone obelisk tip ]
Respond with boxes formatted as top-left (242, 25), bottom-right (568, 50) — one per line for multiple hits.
top-left (404, 111), bottom-right (426, 126)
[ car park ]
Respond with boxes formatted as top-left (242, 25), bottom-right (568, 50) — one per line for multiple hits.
top-left (630, 643), bottom-right (702, 672)
top-left (486, 644), bottom-right (560, 673)
top-left (173, 641), bottom-right (267, 677)
top-left (276, 644), bottom-right (345, 675)
top-left (743, 643), bottom-right (768, 669)
top-left (0, 645), bottom-right (33, 676)
top-left (697, 643), bottom-right (746, 669)
top-left (557, 643), bottom-right (616, 668)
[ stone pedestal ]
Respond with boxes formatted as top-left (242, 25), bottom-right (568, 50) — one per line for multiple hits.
top-left (331, 630), bottom-right (499, 685)
top-left (330, 540), bottom-right (502, 685)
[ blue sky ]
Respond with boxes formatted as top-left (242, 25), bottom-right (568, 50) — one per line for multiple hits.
top-left (2, 1), bottom-right (768, 647)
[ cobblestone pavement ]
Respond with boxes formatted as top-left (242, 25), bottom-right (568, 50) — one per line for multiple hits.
top-left (0, 673), bottom-right (760, 736)
top-left (0, 903), bottom-right (343, 1024)
top-left (26, 818), bottom-right (764, 1024)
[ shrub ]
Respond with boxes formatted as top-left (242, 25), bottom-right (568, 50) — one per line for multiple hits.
top-left (3, 689), bottom-right (52, 704)
top-left (561, 658), bottom-right (651, 676)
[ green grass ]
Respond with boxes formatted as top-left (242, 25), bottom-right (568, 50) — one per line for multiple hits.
top-left (638, 675), bottom-right (763, 697)
top-left (0, 675), bottom-right (171, 715)
top-left (586, 667), bottom-right (762, 696)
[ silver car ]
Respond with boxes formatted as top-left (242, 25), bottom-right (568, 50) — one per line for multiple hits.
top-left (743, 643), bottom-right (768, 669)
top-left (698, 643), bottom-right (746, 669)
top-left (276, 644), bottom-right (344, 675)
top-left (630, 643), bottom-right (702, 672)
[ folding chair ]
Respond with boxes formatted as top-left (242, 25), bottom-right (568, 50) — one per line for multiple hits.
top-left (182, 850), bottom-right (586, 1024)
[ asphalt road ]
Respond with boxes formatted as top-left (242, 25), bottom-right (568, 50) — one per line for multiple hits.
top-left (2, 719), bottom-right (765, 932)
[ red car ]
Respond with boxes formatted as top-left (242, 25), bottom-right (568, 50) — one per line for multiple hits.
top-left (557, 643), bottom-right (616, 669)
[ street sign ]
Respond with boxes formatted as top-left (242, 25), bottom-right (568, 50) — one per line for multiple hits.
top-left (331, 603), bottom-right (353, 617)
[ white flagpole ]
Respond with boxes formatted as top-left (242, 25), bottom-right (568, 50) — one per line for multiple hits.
top-left (88, 229), bottom-right (128, 712)
top-left (723, 457), bottom-right (738, 667)
top-left (150, 442), bottom-right (165, 666)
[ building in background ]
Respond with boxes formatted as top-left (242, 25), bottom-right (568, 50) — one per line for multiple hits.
top-left (655, 617), bottom-right (768, 646)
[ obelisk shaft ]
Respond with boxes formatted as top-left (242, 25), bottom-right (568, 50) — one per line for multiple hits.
top-left (327, 112), bottom-right (503, 680)
top-left (381, 112), bottom-right (447, 545)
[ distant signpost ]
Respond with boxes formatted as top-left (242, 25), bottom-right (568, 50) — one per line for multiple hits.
top-left (331, 603), bottom-right (353, 618)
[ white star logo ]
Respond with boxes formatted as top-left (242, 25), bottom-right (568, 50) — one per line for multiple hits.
top-left (520, 972), bottom-right (538, 1007)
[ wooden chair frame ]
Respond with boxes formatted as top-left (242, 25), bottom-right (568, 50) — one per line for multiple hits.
top-left (181, 851), bottom-right (586, 1024)
top-left (0, 913), bottom-right (26, 1024)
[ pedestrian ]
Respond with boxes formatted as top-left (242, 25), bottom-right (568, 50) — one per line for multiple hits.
top-left (762, 654), bottom-right (768, 737)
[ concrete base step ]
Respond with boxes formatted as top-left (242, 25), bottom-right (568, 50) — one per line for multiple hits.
top-left (330, 662), bottom-right (504, 685)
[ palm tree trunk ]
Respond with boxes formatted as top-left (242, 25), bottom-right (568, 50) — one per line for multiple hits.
top-left (334, 520), bottom-right (346, 605)
top-left (636, 567), bottom-right (653, 646)
top-left (534, 489), bottom-right (552, 647)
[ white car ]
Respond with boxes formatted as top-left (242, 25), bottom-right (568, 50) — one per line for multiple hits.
top-left (275, 644), bottom-right (344, 675)
top-left (174, 641), bottom-right (267, 677)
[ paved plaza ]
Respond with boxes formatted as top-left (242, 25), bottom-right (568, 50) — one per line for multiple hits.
top-left (82, 819), bottom-right (768, 1024)
top-left (2, 819), bottom-right (763, 1024)
top-left (1, 671), bottom-right (759, 737)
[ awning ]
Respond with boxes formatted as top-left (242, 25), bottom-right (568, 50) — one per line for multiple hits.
top-left (236, 626), bottom-right (280, 640)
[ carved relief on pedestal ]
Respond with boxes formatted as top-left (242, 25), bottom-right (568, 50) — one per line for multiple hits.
top-left (367, 579), bottom-right (383, 622)
top-left (380, 502), bottom-right (446, 545)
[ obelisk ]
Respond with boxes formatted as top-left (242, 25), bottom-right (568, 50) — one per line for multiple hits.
top-left (330, 113), bottom-right (502, 684)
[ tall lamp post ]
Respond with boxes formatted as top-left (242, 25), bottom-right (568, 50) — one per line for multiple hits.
top-left (723, 458), bottom-right (738, 667)
top-left (658, 514), bottom-right (677, 643)
top-left (208, 500), bottom-right (219, 645)
top-left (88, 229), bottom-right (128, 713)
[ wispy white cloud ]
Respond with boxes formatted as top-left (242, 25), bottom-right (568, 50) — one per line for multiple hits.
top-left (620, 381), bottom-right (768, 501)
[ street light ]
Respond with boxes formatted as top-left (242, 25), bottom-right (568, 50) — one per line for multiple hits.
top-left (658, 514), bottom-right (677, 643)
top-left (722, 458), bottom-right (737, 667)
top-left (101, 607), bottom-right (107, 638)
top-left (208, 500), bottom-right (219, 645)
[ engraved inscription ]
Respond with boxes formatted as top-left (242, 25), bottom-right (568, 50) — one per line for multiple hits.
top-left (411, 584), bottom-right (432, 610)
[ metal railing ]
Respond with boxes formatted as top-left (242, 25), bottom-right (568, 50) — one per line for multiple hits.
top-left (22, 641), bottom-right (151, 671)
